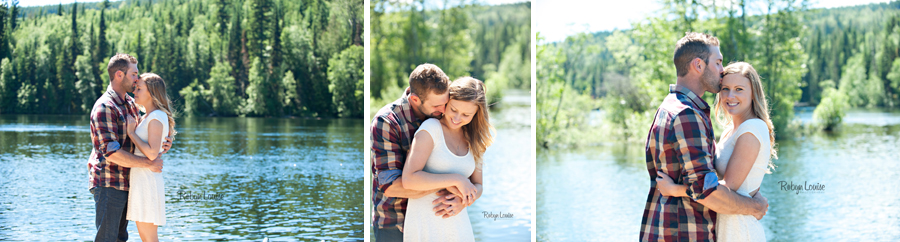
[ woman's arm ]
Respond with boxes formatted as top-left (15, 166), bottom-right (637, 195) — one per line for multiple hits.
top-left (401, 130), bottom-right (470, 192)
top-left (722, 133), bottom-right (761, 196)
top-left (467, 166), bottom-right (483, 206)
top-left (127, 116), bottom-right (164, 161)
top-left (656, 171), bottom-right (689, 197)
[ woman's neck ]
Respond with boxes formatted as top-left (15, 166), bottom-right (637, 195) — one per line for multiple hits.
top-left (731, 110), bottom-right (756, 129)
top-left (143, 102), bottom-right (159, 114)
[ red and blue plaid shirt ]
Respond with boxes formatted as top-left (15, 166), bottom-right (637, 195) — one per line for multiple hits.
top-left (370, 88), bottom-right (422, 231)
top-left (641, 84), bottom-right (720, 241)
top-left (88, 86), bottom-right (139, 191)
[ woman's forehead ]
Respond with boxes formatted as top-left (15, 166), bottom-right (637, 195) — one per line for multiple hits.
top-left (722, 74), bottom-right (750, 85)
top-left (449, 99), bottom-right (478, 112)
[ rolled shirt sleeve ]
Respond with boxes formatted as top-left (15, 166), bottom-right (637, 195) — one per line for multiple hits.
top-left (672, 108), bottom-right (719, 201)
top-left (371, 116), bottom-right (404, 193)
top-left (91, 103), bottom-right (123, 159)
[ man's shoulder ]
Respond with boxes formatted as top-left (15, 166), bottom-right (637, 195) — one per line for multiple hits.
top-left (660, 93), bottom-right (702, 117)
top-left (371, 97), bottom-right (405, 125)
top-left (89, 93), bottom-right (128, 118)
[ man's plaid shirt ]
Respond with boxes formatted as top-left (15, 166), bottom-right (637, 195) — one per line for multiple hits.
top-left (640, 84), bottom-right (720, 241)
top-left (88, 86), bottom-right (139, 191)
top-left (371, 88), bottom-right (422, 231)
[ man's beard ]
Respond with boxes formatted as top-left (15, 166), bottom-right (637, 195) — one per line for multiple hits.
top-left (417, 102), bottom-right (442, 119)
top-left (701, 67), bottom-right (721, 93)
top-left (122, 79), bottom-right (136, 93)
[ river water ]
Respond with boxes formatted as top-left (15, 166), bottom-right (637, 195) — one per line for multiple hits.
top-left (537, 108), bottom-right (900, 241)
top-left (0, 115), bottom-right (363, 241)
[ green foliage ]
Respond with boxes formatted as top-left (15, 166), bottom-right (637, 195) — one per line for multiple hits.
top-left (839, 52), bottom-right (885, 108)
top-left (813, 80), bottom-right (848, 130)
top-left (885, 58), bottom-right (900, 103)
top-left (242, 57), bottom-right (275, 117)
top-left (203, 61), bottom-right (240, 116)
top-left (328, 45), bottom-right (363, 118)
top-left (536, 34), bottom-right (601, 148)
top-left (370, 1), bottom-right (530, 117)
top-left (539, 0), bottom-right (825, 144)
top-left (7, 0), bottom-right (362, 117)
top-left (178, 79), bottom-right (204, 117)
top-left (0, 58), bottom-right (15, 113)
top-left (281, 70), bottom-right (299, 111)
top-left (75, 54), bottom-right (97, 113)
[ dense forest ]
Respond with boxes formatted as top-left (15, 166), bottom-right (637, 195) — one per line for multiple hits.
top-left (1, 0), bottom-right (363, 118)
top-left (369, 1), bottom-right (531, 116)
top-left (537, 0), bottom-right (900, 147)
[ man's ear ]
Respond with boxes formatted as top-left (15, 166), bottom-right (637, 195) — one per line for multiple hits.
top-left (693, 58), bottom-right (705, 74)
top-left (114, 70), bottom-right (123, 82)
top-left (409, 93), bottom-right (420, 104)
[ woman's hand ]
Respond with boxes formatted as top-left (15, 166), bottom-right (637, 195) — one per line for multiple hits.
top-left (445, 186), bottom-right (468, 207)
top-left (454, 177), bottom-right (478, 206)
top-left (656, 171), bottom-right (686, 197)
top-left (125, 115), bottom-right (138, 137)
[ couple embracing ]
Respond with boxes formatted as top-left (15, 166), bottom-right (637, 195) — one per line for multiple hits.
top-left (371, 64), bottom-right (494, 242)
top-left (88, 53), bottom-right (178, 242)
top-left (641, 32), bottom-right (780, 241)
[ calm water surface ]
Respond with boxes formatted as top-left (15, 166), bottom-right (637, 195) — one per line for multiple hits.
top-left (0, 115), bottom-right (363, 241)
top-left (537, 108), bottom-right (900, 241)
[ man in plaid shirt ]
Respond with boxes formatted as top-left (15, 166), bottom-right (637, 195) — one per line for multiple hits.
top-left (371, 64), bottom-right (468, 241)
top-left (89, 53), bottom-right (172, 242)
top-left (640, 33), bottom-right (768, 241)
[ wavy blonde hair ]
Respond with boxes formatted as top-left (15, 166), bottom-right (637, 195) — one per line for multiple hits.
top-left (714, 62), bottom-right (777, 172)
top-left (138, 73), bottom-right (178, 137)
top-left (448, 77), bottom-right (494, 169)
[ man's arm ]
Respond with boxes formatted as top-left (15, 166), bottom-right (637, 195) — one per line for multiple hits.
top-left (371, 116), bottom-right (440, 199)
top-left (384, 178), bottom-right (440, 199)
top-left (106, 149), bottom-right (163, 172)
top-left (91, 103), bottom-right (162, 172)
top-left (671, 108), bottom-right (767, 219)
top-left (697, 186), bottom-right (767, 219)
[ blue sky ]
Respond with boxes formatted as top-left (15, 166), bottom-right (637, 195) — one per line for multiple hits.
top-left (536, 0), bottom-right (892, 43)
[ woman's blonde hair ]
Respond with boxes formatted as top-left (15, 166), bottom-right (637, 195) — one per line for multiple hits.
top-left (449, 77), bottom-right (494, 169)
top-left (714, 62), bottom-right (777, 172)
top-left (139, 73), bottom-right (177, 137)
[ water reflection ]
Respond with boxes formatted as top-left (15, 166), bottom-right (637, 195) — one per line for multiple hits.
top-left (537, 109), bottom-right (900, 241)
top-left (468, 90), bottom-right (533, 242)
top-left (0, 115), bottom-right (363, 241)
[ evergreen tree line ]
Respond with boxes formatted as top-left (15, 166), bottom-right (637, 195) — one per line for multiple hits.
top-left (4, 0), bottom-right (363, 118)
top-left (369, 1), bottom-right (531, 116)
top-left (537, 0), bottom-right (900, 147)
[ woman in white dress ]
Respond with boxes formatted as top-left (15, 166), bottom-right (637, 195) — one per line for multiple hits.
top-left (656, 62), bottom-right (777, 241)
top-left (124, 73), bottom-right (177, 242)
top-left (401, 77), bottom-right (494, 242)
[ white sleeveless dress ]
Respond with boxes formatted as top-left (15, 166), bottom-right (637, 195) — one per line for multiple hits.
top-left (714, 118), bottom-right (770, 241)
top-left (403, 118), bottom-right (476, 242)
top-left (126, 110), bottom-right (169, 226)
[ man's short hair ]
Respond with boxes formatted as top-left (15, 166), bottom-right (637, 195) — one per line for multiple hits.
top-left (107, 53), bottom-right (138, 80)
top-left (408, 63), bottom-right (450, 101)
top-left (673, 32), bottom-right (720, 77)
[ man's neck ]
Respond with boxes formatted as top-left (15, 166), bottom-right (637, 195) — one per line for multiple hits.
top-left (675, 77), bottom-right (706, 98)
top-left (108, 84), bottom-right (128, 101)
top-left (406, 96), bottom-right (426, 121)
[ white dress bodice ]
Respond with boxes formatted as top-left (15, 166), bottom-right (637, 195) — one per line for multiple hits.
top-left (714, 118), bottom-right (770, 241)
top-left (403, 118), bottom-right (476, 242)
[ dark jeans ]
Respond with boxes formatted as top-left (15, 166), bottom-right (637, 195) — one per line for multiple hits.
top-left (91, 187), bottom-right (129, 242)
top-left (374, 226), bottom-right (403, 242)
